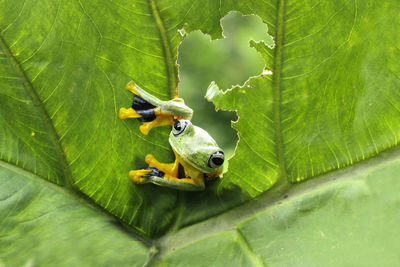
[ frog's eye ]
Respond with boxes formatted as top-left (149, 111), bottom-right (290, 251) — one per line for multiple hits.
top-left (172, 120), bottom-right (188, 136)
top-left (208, 151), bottom-right (224, 168)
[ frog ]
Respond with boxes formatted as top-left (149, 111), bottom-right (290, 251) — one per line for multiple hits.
top-left (119, 81), bottom-right (224, 191)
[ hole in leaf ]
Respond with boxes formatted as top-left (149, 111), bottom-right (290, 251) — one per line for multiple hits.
top-left (178, 12), bottom-right (273, 158)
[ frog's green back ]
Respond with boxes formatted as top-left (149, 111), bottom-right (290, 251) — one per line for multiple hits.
top-left (169, 122), bottom-right (223, 173)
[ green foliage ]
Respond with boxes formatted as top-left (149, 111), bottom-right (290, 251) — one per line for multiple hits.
top-left (178, 12), bottom-right (274, 155)
top-left (0, 166), bottom-right (149, 266)
top-left (160, 154), bottom-right (400, 266)
top-left (1, 0), bottom-right (400, 265)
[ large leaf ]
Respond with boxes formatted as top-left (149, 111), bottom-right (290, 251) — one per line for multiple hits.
top-left (0, 163), bottom-right (150, 266)
top-left (1, 0), bottom-right (400, 265)
top-left (211, 0), bottom-right (400, 195)
top-left (158, 150), bottom-right (400, 266)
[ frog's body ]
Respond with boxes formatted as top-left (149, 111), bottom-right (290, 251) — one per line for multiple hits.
top-left (130, 120), bottom-right (224, 191)
top-left (119, 82), bottom-right (224, 191)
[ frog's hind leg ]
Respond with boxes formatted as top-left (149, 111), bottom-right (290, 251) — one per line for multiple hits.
top-left (130, 152), bottom-right (206, 191)
top-left (119, 86), bottom-right (156, 122)
top-left (160, 173), bottom-right (205, 191)
top-left (130, 167), bottom-right (205, 191)
top-left (120, 81), bottom-right (175, 135)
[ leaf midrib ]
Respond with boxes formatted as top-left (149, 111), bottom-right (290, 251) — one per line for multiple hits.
top-left (149, 0), bottom-right (177, 98)
top-left (0, 33), bottom-right (72, 189)
top-left (0, 158), bottom-right (154, 250)
top-left (272, 0), bottom-right (288, 183)
top-left (155, 146), bottom-right (400, 259)
top-left (0, 0), bottom-right (183, 249)
top-left (0, 0), bottom-right (182, 242)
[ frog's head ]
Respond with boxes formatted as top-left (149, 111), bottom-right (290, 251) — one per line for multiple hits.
top-left (169, 120), bottom-right (224, 173)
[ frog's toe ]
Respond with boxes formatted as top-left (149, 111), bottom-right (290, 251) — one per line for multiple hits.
top-left (144, 154), bottom-right (157, 166)
top-left (142, 167), bottom-right (165, 178)
top-left (126, 81), bottom-right (140, 95)
top-left (119, 107), bottom-right (142, 120)
top-left (138, 115), bottom-right (174, 135)
top-left (129, 169), bottom-right (152, 184)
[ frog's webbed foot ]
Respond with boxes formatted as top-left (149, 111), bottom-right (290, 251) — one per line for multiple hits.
top-left (119, 81), bottom-right (192, 135)
top-left (145, 154), bottom-right (179, 177)
top-left (129, 169), bottom-right (152, 184)
top-left (129, 167), bottom-right (164, 184)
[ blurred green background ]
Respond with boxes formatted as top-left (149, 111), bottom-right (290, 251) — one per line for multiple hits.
top-left (178, 12), bottom-right (274, 158)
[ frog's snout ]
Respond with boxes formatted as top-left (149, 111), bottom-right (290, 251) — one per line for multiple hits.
top-left (207, 151), bottom-right (224, 169)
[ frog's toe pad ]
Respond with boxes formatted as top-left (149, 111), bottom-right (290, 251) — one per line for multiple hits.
top-left (129, 169), bottom-right (152, 184)
top-left (142, 167), bottom-right (165, 178)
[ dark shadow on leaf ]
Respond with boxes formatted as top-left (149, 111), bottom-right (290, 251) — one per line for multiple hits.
top-left (177, 181), bottom-right (251, 228)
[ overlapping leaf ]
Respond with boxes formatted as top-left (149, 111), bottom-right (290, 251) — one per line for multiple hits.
top-left (0, 165), bottom-right (149, 266)
top-left (159, 151), bottom-right (400, 266)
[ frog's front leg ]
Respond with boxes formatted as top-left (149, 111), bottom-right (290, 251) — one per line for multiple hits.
top-left (139, 113), bottom-right (174, 135)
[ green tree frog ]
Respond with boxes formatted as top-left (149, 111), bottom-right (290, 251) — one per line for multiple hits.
top-left (119, 81), bottom-right (224, 191)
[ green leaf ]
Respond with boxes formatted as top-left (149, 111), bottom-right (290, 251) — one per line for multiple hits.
top-left (158, 151), bottom-right (400, 266)
top-left (237, 160), bottom-right (400, 266)
top-left (210, 0), bottom-right (400, 196)
top-left (1, 0), bottom-right (400, 265)
top-left (161, 232), bottom-right (265, 267)
top-left (0, 163), bottom-right (150, 266)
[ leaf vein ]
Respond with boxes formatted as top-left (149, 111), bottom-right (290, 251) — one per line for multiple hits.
top-left (0, 30), bottom-right (71, 187)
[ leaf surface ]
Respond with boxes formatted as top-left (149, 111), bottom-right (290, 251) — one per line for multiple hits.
top-left (210, 0), bottom-right (400, 196)
top-left (1, 0), bottom-right (400, 265)
top-left (0, 163), bottom-right (149, 266)
top-left (159, 151), bottom-right (400, 266)
top-left (0, 0), bottom-right (223, 236)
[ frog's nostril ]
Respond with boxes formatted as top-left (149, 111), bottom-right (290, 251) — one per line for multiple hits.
top-left (208, 151), bottom-right (224, 168)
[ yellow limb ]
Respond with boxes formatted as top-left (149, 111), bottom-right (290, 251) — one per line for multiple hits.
top-left (139, 115), bottom-right (174, 135)
top-left (119, 108), bottom-right (175, 134)
top-left (129, 169), bottom-right (151, 184)
top-left (145, 153), bottom-right (179, 177)
top-left (119, 107), bottom-right (142, 119)
top-left (163, 173), bottom-right (204, 187)
top-left (125, 81), bottom-right (139, 95)
top-left (133, 153), bottom-right (206, 190)
top-left (129, 166), bottom-right (204, 190)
